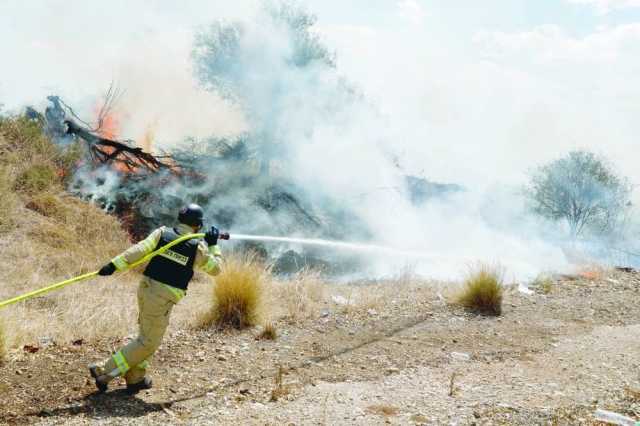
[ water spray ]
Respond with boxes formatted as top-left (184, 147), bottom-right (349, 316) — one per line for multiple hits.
top-left (227, 233), bottom-right (437, 260)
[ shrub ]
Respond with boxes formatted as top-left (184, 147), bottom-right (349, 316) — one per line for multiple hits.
top-left (456, 266), bottom-right (503, 316)
top-left (199, 256), bottom-right (265, 329)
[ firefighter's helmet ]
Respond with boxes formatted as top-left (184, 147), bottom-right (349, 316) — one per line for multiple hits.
top-left (178, 203), bottom-right (204, 228)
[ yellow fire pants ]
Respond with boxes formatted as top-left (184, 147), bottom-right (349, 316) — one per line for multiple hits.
top-left (98, 277), bottom-right (183, 385)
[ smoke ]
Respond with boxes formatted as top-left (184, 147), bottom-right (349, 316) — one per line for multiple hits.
top-left (9, 0), bottom-right (640, 280)
top-left (179, 2), bottom-right (574, 280)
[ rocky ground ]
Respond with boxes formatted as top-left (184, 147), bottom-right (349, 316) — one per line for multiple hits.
top-left (1, 269), bottom-right (640, 425)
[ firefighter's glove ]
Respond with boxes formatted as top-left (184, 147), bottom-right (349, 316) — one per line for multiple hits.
top-left (98, 262), bottom-right (117, 276)
top-left (205, 226), bottom-right (220, 246)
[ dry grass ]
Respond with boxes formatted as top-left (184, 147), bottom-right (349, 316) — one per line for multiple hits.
top-left (0, 321), bottom-right (6, 365)
top-left (257, 322), bottom-right (278, 340)
top-left (366, 404), bottom-right (400, 417)
top-left (269, 365), bottom-right (290, 402)
top-left (14, 163), bottom-right (57, 193)
top-left (198, 256), bottom-right (266, 330)
top-left (449, 371), bottom-right (458, 397)
top-left (0, 116), bottom-right (136, 349)
top-left (270, 270), bottom-right (325, 322)
top-left (456, 265), bottom-right (503, 316)
top-left (533, 274), bottom-right (554, 294)
top-left (0, 166), bottom-right (18, 232)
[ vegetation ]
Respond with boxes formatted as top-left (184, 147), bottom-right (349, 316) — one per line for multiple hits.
top-left (0, 116), bottom-right (133, 348)
top-left (533, 274), bottom-right (554, 294)
top-left (526, 150), bottom-right (632, 237)
top-left (199, 256), bottom-right (266, 329)
top-left (14, 163), bottom-right (57, 193)
top-left (269, 365), bottom-right (290, 402)
top-left (257, 322), bottom-right (278, 340)
top-left (0, 321), bottom-right (6, 365)
top-left (273, 271), bottom-right (325, 322)
top-left (456, 266), bottom-right (504, 316)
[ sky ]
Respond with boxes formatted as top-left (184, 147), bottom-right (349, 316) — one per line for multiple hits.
top-left (1, 0), bottom-right (640, 188)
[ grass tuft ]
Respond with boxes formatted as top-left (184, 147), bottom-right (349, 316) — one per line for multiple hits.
top-left (257, 322), bottom-right (278, 340)
top-left (456, 265), bottom-right (503, 316)
top-left (269, 365), bottom-right (290, 401)
top-left (199, 256), bottom-right (265, 330)
top-left (533, 274), bottom-right (553, 294)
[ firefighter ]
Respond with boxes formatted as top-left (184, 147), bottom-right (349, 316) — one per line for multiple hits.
top-left (88, 203), bottom-right (222, 394)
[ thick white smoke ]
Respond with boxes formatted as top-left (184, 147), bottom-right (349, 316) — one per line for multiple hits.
top-left (181, 2), bottom-right (574, 280)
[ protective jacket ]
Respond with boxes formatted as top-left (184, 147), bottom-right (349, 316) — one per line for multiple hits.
top-left (110, 224), bottom-right (222, 299)
top-left (143, 227), bottom-right (198, 290)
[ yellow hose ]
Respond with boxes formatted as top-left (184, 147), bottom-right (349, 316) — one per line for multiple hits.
top-left (0, 232), bottom-right (205, 309)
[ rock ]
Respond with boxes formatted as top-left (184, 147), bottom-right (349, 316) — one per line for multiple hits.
top-left (332, 295), bottom-right (355, 306)
top-left (367, 309), bottom-right (378, 316)
top-left (386, 367), bottom-right (400, 375)
top-left (517, 284), bottom-right (534, 295)
top-left (593, 408), bottom-right (636, 426)
top-left (38, 408), bottom-right (54, 417)
top-left (320, 309), bottom-right (330, 318)
top-left (23, 345), bottom-right (40, 353)
top-left (450, 352), bottom-right (471, 362)
top-left (39, 336), bottom-right (55, 346)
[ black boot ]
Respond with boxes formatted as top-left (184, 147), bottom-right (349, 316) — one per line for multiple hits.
top-left (126, 377), bottom-right (153, 395)
top-left (88, 364), bottom-right (108, 393)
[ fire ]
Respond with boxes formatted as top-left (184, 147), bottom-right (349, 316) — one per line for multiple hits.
top-left (577, 265), bottom-right (605, 281)
top-left (95, 104), bottom-right (120, 140)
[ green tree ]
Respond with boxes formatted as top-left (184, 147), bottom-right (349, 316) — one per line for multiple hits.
top-left (527, 150), bottom-right (632, 237)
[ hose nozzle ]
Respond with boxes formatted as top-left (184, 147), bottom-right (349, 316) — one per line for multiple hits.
top-left (219, 232), bottom-right (230, 241)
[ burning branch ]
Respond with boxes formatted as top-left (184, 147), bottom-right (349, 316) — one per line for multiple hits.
top-left (55, 82), bottom-right (123, 134)
top-left (65, 119), bottom-right (178, 175)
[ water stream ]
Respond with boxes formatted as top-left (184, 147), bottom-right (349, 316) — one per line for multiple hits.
top-left (230, 234), bottom-right (438, 260)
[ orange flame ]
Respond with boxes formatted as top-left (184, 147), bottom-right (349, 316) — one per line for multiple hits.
top-left (95, 104), bottom-right (120, 140)
top-left (577, 265), bottom-right (605, 280)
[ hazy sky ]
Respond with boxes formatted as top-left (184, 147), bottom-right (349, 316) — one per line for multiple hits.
top-left (1, 0), bottom-right (639, 188)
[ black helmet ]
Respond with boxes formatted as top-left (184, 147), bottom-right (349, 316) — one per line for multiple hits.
top-left (178, 203), bottom-right (204, 228)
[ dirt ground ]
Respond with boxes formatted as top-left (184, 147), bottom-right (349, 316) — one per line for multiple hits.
top-left (1, 269), bottom-right (639, 425)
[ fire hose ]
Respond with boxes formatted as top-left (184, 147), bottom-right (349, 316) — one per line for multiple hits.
top-left (0, 232), bottom-right (230, 309)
